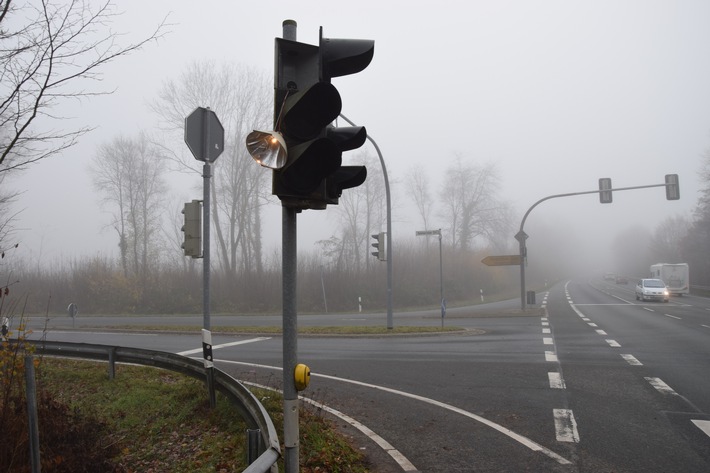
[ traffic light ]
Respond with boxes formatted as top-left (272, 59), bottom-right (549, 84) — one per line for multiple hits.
top-left (248, 27), bottom-right (374, 210)
top-left (665, 174), bottom-right (680, 200)
top-left (181, 200), bottom-right (202, 258)
top-left (371, 232), bottom-right (385, 261)
top-left (598, 178), bottom-right (612, 204)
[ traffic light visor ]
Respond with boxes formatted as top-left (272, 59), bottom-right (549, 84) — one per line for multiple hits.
top-left (246, 130), bottom-right (287, 169)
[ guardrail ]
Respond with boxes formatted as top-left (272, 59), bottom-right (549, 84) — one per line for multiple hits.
top-left (20, 339), bottom-right (281, 473)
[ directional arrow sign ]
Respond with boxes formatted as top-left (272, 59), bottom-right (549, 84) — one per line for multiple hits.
top-left (481, 255), bottom-right (522, 266)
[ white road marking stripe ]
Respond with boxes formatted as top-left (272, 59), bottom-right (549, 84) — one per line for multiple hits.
top-left (543, 337), bottom-right (554, 345)
top-left (545, 351), bottom-right (558, 362)
top-left (691, 420), bottom-right (710, 438)
top-left (643, 307), bottom-right (654, 312)
top-left (621, 354), bottom-right (642, 365)
top-left (645, 377), bottom-right (678, 395)
top-left (177, 337), bottom-right (271, 356)
top-left (542, 321), bottom-right (549, 326)
top-left (606, 339), bottom-right (621, 347)
top-left (548, 372), bottom-right (566, 389)
top-left (702, 325), bottom-right (710, 329)
top-left (541, 317), bottom-right (548, 322)
top-left (595, 329), bottom-right (607, 335)
top-left (664, 314), bottom-right (681, 320)
top-left (587, 322), bottom-right (598, 327)
top-left (219, 359), bottom-right (573, 465)
top-left (542, 328), bottom-right (551, 334)
top-left (553, 409), bottom-right (580, 443)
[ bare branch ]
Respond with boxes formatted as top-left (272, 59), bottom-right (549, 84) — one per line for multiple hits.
top-left (0, 0), bottom-right (170, 171)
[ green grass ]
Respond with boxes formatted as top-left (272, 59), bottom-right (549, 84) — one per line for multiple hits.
top-left (37, 358), bottom-right (370, 472)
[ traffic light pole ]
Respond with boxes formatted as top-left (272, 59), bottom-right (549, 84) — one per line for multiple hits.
top-left (340, 114), bottom-right (393, 329)
top-left (282, 206), bottom-right (299, 473)
top-left (281, 20), bottom-right (300, 473)
top-left (518, 180), bottom-right (677, 310)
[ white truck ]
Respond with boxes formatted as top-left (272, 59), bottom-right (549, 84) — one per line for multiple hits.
top-left (650, 263), bottom-right (689, 296)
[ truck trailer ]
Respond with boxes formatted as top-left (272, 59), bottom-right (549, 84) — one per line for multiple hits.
top-left (650, 263), bottom-right (689, 296)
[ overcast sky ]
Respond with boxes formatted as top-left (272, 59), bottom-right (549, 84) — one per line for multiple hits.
top-left (11, 0), bottom-right (710, 271)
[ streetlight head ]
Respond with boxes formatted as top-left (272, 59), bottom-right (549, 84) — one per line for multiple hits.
top-left (246, 130), bottom-right (287, 169)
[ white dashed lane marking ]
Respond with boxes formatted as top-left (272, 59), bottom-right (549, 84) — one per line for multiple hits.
top-left (621, 354), bottom-right (642, 366)
top-left (645, 377), bottom-right (679, 396)
top-left (553, 409), bottom-right (580, 443)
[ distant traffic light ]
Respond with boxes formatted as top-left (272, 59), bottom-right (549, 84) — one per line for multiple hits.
top-left (371, 232), bottom-right (386, 261)
top-left (181, 200), bottom-right (202, 258)
top-left (665, 174), bottom-right (680, 200)
top-left (598, 178), bottom-right (612, 204)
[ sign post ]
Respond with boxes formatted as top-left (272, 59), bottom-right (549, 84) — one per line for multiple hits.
top-left (184, 107), bottom-right (224, 408)
top-left (416, 229), bottom-right (445, 326)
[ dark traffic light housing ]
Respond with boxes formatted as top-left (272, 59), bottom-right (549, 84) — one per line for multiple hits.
top-left (665, 174), bottom-right (679, 200)
top-left (371, 232), bottom-right (385, 261)
top-left (181, 200), bottom-right (202, 258)
top-left (272, 27), bottom-right (374, 210)
top-left (598, 178), bottom-right (612, 204)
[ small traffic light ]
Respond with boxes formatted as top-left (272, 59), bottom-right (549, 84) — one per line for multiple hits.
top-left (665, 174), bottom-right (680, 200)
top-left (181, 200), bottom-right (202, 258)
top-left (371, 232), bottom-right (385, 261)
top-left (268, 27), bottom-right (374, 210)
top-left (598, 178), bottom-right (612, 204)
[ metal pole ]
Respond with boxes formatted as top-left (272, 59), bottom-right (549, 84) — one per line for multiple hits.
top-left (202, 164), bottom-right (211, 330)
top-left (282, 206), bottom-right (299, 473)
top-left (202, 140), bottom-right (214, 407)
top-left (281, 20), bottom-right (299, 473)
top-left (339, 113), bottom-right (393, 329)
top-left (438, 229), bottom-right (444, 327)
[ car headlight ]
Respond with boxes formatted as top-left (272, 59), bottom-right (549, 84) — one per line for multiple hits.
top-left (664, 290), bottom-right (669, 296)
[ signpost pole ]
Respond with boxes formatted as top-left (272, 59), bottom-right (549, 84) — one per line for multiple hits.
top-left (184, 106), bottom-right (223, 409)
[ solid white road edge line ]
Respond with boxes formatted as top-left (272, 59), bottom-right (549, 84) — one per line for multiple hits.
top-left (244, 381), bottom-right (419, 472)
top-left (215, 359), bottom-right (573, 466)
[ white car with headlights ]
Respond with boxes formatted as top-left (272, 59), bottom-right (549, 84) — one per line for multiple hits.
top-left (635, 278), bottom-right (669, 302)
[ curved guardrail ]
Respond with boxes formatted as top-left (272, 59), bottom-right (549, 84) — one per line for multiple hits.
top-left (21, 339), bottom-right (281, 473)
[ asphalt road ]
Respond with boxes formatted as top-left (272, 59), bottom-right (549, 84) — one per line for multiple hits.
top-left (28, 279), bottom-right (710, 472)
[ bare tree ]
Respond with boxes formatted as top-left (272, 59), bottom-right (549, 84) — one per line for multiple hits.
top-left (406, 164), bottom-right (434, 232)
top-left (149, 60), bottom-right (271, 280)
top-left (649, 214), bottom-right (689, 263)
top-left (439, 157), bottom-right (509, 251)
top-left (90, 133), bottom-right (167, 282)
top-left (0, 0), bottom-right (166, 172)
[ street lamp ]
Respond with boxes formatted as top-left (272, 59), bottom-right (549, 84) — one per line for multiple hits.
top-left (416, 229), bottom-right (445, 327)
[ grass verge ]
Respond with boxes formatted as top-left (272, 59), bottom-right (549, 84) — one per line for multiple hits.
top-left (104, 325), bottom-right (464, 335)
top-left (32, 357), bottom-right (370, 472)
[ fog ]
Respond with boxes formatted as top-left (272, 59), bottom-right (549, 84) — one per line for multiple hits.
top-left (9, 0), bottom-right (708, 278)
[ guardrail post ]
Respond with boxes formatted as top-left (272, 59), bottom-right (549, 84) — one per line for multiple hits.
top-left (246, 428), bottom-right (261, 464)
top-left (25, 356), bottom-right (41, 473)
top-left (108, 347), bottom-right (116, 380)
